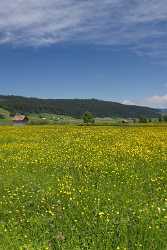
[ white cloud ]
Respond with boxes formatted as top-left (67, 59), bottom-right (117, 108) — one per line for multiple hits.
top-left (0, 0), bottom-right (167, 58)
top-left (122, 100), bottom-right (136, 106)
top-left (145, 95), bottom-right (167, 108)
top-left (123, 94), bottom-right (167, 108)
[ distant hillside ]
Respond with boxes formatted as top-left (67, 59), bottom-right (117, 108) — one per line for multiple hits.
top-left (159, 109), bottom-right (167, 114)
top-left (0, 107), bottom-right (10, 116)
top-left (0, 95), bottom-right (160, 118)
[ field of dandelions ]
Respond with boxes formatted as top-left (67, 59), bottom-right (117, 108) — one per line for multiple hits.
top-left (0, 125), bottom-right (167, 250)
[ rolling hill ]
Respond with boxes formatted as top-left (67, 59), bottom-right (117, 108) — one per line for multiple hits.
top-left (0, 95), bottom-right (160, 118)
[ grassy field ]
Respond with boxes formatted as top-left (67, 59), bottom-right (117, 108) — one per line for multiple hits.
top-left (0, 125), bottom-right (167, 250)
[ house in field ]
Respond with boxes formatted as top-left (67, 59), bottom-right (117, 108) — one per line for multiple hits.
top-left (121, 119), bottom-right (129, 124)
top-left (12, 115), bottom-right (29, 126)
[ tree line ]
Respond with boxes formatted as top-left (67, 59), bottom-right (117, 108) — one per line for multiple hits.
top-left (0, 95), bottom-right (160, 118)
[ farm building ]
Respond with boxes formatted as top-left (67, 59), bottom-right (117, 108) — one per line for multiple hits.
top-left (121, 119), bottom-right (129, 124)
top-left (12, 115), bottom-right (29, 125)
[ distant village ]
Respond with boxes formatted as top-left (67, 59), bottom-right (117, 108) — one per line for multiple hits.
top-left (0, 109), bottom-right (167, 126)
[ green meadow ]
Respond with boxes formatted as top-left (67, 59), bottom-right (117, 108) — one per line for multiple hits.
top-left (0, 125), bottom-right (167, 249)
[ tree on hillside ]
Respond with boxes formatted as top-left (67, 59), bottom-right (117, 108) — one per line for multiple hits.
top-left (83, 112), bottom-right (95, 125)
top-left (139, 116), bottom-right (147, 123)
top-left (163, 115), bottom-right (167, 122)
top-left (0, 114), bottom-right (5, 119)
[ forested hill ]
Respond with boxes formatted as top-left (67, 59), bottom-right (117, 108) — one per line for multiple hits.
top-left (0, 95), bottom-right (160, 118)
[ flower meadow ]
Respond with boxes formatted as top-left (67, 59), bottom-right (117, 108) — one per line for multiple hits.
top-left (0, 125), bottom-right (167, 250)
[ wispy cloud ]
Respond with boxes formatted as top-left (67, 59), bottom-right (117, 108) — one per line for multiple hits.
top-left (0, 0), bottom-right (167, 58)
top-left (123, 94), bottom-right (167, 108)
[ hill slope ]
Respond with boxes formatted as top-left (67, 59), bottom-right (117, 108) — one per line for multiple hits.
top-left (0, 107), bottom-right (10, 116)
top-left (0, 95), bottom-right (160, 118)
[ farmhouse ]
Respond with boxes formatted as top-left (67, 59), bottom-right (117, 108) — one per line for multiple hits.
top-left (122, 119), bottom-right (129, 124)
top-left (12, 115), bottom-right (29, 125)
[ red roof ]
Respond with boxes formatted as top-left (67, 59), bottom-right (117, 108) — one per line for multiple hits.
top-left (12, 115), bottom-right (28, 121)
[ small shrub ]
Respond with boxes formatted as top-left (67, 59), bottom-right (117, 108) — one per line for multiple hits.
top-left (139, 116), bottom-right (147, 123)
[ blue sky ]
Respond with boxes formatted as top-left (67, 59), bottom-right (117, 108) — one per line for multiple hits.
top-left (0, 0), bottom-right (167, 108)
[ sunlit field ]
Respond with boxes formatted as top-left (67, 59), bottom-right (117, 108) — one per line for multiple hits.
top-left (0, 125), bottom-right (167, 250)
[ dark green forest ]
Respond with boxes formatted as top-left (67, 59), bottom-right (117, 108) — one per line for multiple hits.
top-left (0, 95), bottom-right (160, 118)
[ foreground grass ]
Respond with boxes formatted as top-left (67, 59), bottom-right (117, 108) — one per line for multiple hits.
top-left (0, 125), bottom-right (167, 249)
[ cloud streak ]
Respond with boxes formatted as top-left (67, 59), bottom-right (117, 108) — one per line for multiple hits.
top-left (123, 94), bottom-right (167, 108)
top-left (0, 0), bottom-right (167, 58)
